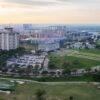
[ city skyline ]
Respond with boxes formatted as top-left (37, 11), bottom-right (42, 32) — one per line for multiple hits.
top-left (0, 0), bottom-right (100, 24)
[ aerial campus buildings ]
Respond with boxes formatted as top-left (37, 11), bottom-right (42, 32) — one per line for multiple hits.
top-left (0, 27), bottom-right (19, 51)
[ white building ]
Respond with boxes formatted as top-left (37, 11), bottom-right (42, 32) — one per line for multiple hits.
top-left (0, 28), bottom-right (19, 51)
top-left (7, 54), bottom-right (49, 70)
top-left (38, 38), bottom-right (60, 52)
top-left (38, 42), bottom-right (60, 52)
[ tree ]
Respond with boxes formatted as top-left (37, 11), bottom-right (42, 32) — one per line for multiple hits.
top-left (69, 96), bottom-right (74, 100)
top-left (62, 68), bottom-right (71, 76)
top-left (92, 72), bottom-right (100, 82)
top-left (63, 61), bottom-right (72, 69)
top-left (41, 71), bottom-right (48, 76)
top-left (85, 68), bottom-right (91, 74)
top-left (72, 60), bottom-right (84, 68)
top-left (62, 61), bottom-right (72, 76)
top-left (96, 44), bottom-right (100, 49)
top-left (71, 69), bottom-right (77, 75)
top-left (49, 71), bottom-right (56, 76)
top-left (57, 71), bottom-right (61, 76)
top-left (36, 50), bottom-right (42, 55)
top-left (25, 65), bottom-right (33, 76)
top-left (48, 55), bottom-right (59, 69)
top-left (48, 61), bottom-right (57, 69)
top-left (17, 68), bottom-right (26, 76)
top-left (35, 89), bottom-right (46, 100)
top-left (1, 67), bottom-right (8, 73)
top-left (60, 39), bottom-right (67, 48)
top-left (0, 47), bottom-right (26, 67)
top-left (33, 64), bottom-right (40, 76)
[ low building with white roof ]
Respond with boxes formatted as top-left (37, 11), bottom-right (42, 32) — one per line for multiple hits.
top-left (7, 54), bottom-right (49, 70)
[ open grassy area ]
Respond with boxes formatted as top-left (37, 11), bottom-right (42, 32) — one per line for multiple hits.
top-left (48, 54), bottom-right (100, 69)
top-left (0, 80), bottom-right (100, 100)
top-left (75, 49), bottom-right (100, 55)
top-left (64, 56), bottom-right (100, 68)
top-left (55, 49), bottom-right (100, 60)
top-left (49, 48), bottom-right (100, 69)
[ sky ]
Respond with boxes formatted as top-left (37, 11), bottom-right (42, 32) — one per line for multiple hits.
top-left (0, 0), bottom-right (100, 24)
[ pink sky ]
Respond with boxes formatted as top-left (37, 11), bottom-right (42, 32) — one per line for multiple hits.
top-left (0, 0), bottom-right (100, 24)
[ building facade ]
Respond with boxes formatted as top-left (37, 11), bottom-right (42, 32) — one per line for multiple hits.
top-left (38, 39), bottom-right (60, 52)
top-left (0, 28), bottom-right (19, 51)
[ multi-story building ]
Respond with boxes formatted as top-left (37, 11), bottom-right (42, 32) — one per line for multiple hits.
top-left (0, 27), bottom-right (19, 51)
top-left (38, 38), bottom-right (60, 52)
top-left (19, 25), bottom-right (66, 39)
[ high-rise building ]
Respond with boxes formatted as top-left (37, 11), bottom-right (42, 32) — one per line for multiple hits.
top-left (0, 27), bottom-right (19, 51)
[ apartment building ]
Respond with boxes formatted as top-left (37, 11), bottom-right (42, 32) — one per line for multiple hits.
top-left (0, 27), bottom-right (19, 51)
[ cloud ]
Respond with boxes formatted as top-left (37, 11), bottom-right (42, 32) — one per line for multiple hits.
top-left (1, 0), bottom-right (100, 8)
top-left (1, 0), bottom-right (58, 6)
top-left (56, 0), bottom-right (100, 4)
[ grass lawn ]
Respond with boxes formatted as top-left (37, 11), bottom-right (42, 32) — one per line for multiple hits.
top-left (72, 48), bottom-right (100, 55)
top-left (48, 54), bottom-right (100, 68)
top-left (65, 56), bottom-right (100, 68)
top-left (49, 48), bottom-right (100, 69)
top-left (0, 81), bottom-right (100, 100)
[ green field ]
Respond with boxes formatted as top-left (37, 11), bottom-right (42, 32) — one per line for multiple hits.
top-left (49, 48), bottom-right (100, 69)
top-left (0, 80), bottom-right (100, 100)
top-left (55, 49), bottom-right (100, 60)
top-left (75, 49), bottom-right (100, 55)
top-left (49, 54), bottom-right (100, 69)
